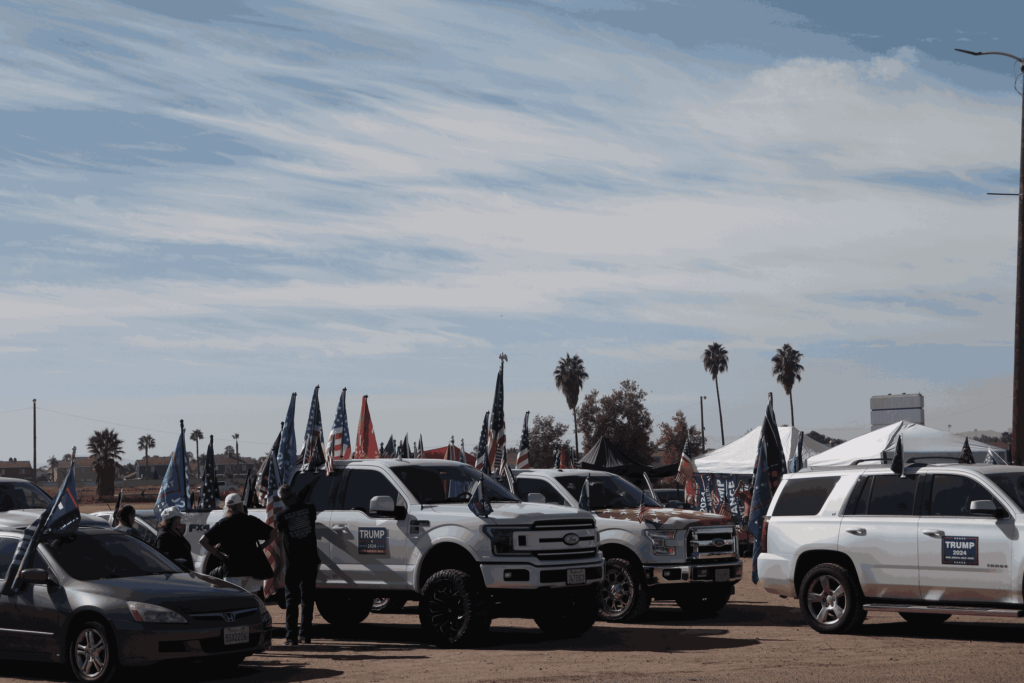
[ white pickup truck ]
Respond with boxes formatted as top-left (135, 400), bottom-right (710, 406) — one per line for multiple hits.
top-left (200, 459), bottom-right (604, 647)
top-left (757, 463), bottom-right (1024, 633)
top-left (509, 469), bottom-right (742, 622)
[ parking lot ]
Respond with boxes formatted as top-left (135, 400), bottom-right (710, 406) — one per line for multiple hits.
top-left (1, 559), bottom-right (1021, 683)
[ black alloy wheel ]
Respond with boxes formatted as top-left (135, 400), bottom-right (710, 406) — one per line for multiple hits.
top-left (69, 621), bottom-right (118, 683)
top-left (418, 569), bottom-right (490, 648)
top-left (597, 557), bottom-right (650, 622)
top-left (372, 596), bottom-right (408, 613)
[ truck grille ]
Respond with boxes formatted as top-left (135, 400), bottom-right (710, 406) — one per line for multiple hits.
top-left (533, 548), bottom-right (598, 561)
top-left (531, 519), bottom-right (595, 530)
top-left (687, 526), bottom-right (737, 562)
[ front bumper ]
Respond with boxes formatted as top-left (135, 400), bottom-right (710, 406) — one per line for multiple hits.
top-left (113, 618), bottom-right (271, 667)
top-left (480, 558), bottom-right (604, 589)
top-left (644, 560), bottom-right (743, 586)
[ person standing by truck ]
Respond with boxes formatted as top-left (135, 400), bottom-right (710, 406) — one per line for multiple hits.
top-left (113, 504), bottom-right (143, 541)
top-left (276, 484), bottom-right (320, 645)
top-left (200, 492), bottom-right (277, 582)
top-left (156, 507), bottom-right (194, 570)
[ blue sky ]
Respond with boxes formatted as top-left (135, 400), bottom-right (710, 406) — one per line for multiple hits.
top-left (1, 0), bottom-right (1021, 464)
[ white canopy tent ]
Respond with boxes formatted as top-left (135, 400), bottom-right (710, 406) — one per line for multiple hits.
top-left (694, 426), bottom-right (829, 475)
top-left (807, 421), bottom-right (1008, 468)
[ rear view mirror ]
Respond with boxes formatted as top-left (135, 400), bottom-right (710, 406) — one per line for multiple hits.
top-left (970, 500), bottom-right (1002, 516)
top-left (21, 568), bottom-right (50, 585)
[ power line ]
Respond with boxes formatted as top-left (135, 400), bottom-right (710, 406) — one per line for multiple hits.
top-left (0, 408), bottom-right (32, 416)
top-left (34, 408), bottom-right (270, 447)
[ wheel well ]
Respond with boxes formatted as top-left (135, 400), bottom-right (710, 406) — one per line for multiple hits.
top-left (794, 550), bottom-right (859, 593)
top-left (64, 610), bottom-right (114, 660)
top-left (600, 543), bottom-right (641, 568)
top-left (417, 543), bottom-right (483, 591)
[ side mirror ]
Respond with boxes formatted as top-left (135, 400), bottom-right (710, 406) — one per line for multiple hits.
top-left (526, 493), bottom-right (546, 505)
top-left (970, 499), bottom-right (1003, 517)
top-left (174, 558), bottom-right (192, 570)
top-left (369, 496), bottom-right (396, 518)
top-left (21, 568), bottom-right (51, 585)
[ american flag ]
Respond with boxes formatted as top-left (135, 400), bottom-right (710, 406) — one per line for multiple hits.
top-left (2, 452), bottom-right (80, 595)
top-left (515, 411), bottom-right (530, 469)
top-left (637, 497), bottom-right (647, 525)
top-left (384, 435), bottom-right (396, 459)
top-left (299, 385), bottom-right (324, 468)
top-left (326, 388), bottom-right (352, 466)
top-left (199, 436), bottom-right (220, 510)
top-left (475, 411), bottom-right (490, 472)
top-left (487, 361), bottom-right (506, 476)
top-left (417, 434), bottom-right (424, 458)
top-left (353, 395), bottom-right (380, 459)
top-left (261, 495), bottom-right (286, 600)
top-left (258, 425), bottom-right (283, 506)
top-left (400, 434), bottom-right (411, 459)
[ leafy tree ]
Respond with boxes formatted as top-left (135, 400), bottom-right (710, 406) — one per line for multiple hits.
top-left (46, 456), bottom-right (59, 476)
top-left (87, 428), bottom-right (123, 498)
top-left (232, 433), bottom-right (241, 464)
top-left (528, 414), bottom-right (571, 469)
top-left (62, 452), bottom-right (73, 462)
top-left (553, 354), bottom-right (589, 458)
top-left (771, 343), bottom-right (804, 426)
top-left (223, 445), bottom-right (235, 459)
top-left (190, 429), bottom-right (204, 464)
top-left (656, 411), bottom-right (705, 457)
top-left (703, 342), bottom-right (729, 447)
top-left (577, 379), bottom-right (655, 465)
top-left (137, 434), bottom-right (156, 470)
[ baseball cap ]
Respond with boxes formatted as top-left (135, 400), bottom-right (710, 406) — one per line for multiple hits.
top-left (161, 507), bottom-right (183, 521)
top-left (224, 493), bottom-right (243, 507)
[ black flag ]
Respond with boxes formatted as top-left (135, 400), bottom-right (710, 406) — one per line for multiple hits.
top-left (109, 488), bottom-right (123, 528)
top-left (890, 434), bottom-right (906, 477)
top-left (959, 437), bottom-right (975, 464)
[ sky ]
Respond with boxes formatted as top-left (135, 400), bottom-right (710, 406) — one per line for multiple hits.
top-left (2, 0), bottom-right (1022, 467)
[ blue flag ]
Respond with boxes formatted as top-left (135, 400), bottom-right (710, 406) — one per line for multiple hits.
top-left (276, 393), bottom-right (298, 485)
top-left (749, 394), bottom-right (787, 583)
top-left (2, 455), bottom-right (80, 595)
top-left (155, 422), bottom-right (191, 517)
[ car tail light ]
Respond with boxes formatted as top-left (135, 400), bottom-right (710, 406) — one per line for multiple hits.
top-left (760, 519), bottom-right (769, 553)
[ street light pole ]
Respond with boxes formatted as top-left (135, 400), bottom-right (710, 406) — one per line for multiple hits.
top-left (956, 49), bottom-right (1024, 465)
top-left (699, 395), bottom-right (707, 454)
top-left (32, 399), bottom-right (37, 483)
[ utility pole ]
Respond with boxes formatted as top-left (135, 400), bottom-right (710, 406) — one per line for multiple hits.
top-left (699, 396), bottom-right (707, 454)
top-left (956, 48), bottom-right (1024, 465)
top-left (32, 399), bottom-right (37, 483)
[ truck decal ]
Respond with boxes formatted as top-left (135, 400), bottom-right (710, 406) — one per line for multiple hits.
top-left (358, 527), bottom-right (388, 554)
top-left (942, 536), bottom-right (978, 566)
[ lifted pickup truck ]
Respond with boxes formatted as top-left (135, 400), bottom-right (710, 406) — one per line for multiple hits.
top-left (201, 459), bottom-right (604, 647)
top-left (510, 469), bottom-right (742, 622)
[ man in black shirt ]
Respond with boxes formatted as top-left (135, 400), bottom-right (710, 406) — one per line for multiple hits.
top-left (277, 484), bottom-right (321, 645)
top-left (200, 493), bottom-right (276, 581)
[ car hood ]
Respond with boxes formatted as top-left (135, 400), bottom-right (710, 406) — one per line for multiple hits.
top-left (593, 507), bottom-right (731, 527)
top-left (69, 572), bottom-right (258, 612)
top-left (0, 510), bottom-right (108, 530)
top-left (417, 501), bottom-right (594, 526)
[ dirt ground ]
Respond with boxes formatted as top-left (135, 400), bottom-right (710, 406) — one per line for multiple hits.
top-left (4, 559), bottom-right (1023, 683)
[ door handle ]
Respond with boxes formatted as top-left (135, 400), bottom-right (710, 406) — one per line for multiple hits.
top-left (922, 530), bottom-right (945, 538)
top-left (331, 525), bottom-right (347, 531)
top-left (845, 528), bottom-right (866, 536)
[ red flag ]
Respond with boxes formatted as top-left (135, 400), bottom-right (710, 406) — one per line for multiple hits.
top-left (353, 395), bottom-right (380, 460)
top-left (558, 446), bottom-right (571, 469)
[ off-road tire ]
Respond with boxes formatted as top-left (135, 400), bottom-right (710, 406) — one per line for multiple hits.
top-left (372, 597), bottom-right (408, 613)
top-left (899, 612), bottom-right (950, 626)
top-left (674, 584), bottom-right (733, 618)
top-left (799, 563), bottom-right (866, 634)
top-left (418, 569), bottom-right (490, 648)
top-left (597, 557), bottom-right (650, 622)
top-left (535, 585), bottom-right (599, 638)
top-left (315, 591), bottom-right (373, 627)
top-left (68, 620), bottom-right (119, 683)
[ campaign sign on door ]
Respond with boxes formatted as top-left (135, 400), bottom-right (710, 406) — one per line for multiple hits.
top-left (358, 527), bottom-right (388, 554)
top-left (942, 536), bottom-right (978, 566)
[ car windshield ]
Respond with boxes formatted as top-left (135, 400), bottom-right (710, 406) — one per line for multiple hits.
top-left (391, 465), bottom-right (519, 504)
top-left (986, 472), bottom-right (1024, 512)
top-left (558, 475), bottom-right (660, 509)
top-left (0, 481), bottom-right (52, 511)
top-left (43, 532), bottom-right (182, 581)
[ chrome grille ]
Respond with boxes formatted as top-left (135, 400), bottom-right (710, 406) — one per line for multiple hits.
top-left (688, 526), bottom-right (737, 562)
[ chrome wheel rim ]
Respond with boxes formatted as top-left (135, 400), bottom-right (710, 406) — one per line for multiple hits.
top-left (74, 628), bottom-right (109, 680)
top-left (372, 597), bottom-right (389, 611)
top-left (599, 564), bottom-right (633, 617)
top-left (807, 575), bottom-right (846, 625)
top-left (426, 582), bottom-right (466, 639)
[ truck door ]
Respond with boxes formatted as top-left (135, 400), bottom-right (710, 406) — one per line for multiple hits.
top-left (328, 468), bottom-right (414, 589)
top-left (917, 473), bottom-right (1013, 603)
top-left (838, 474), bottom-right (922, 599)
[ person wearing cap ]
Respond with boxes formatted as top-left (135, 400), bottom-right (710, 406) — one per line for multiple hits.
top-left (156, 507), bottom-right (194, 571)
top-left (276, 484), bottom-right (320, 646)
top-left (200, 492), bottom-right (276, 582)
top-left (113, 504), bottom-right (142, 541)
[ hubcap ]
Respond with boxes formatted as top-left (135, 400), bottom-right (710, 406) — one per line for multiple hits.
top-left (427, 582), bottom-right (467, 639)
top-left (74, 628), bottom-right (108, 680)
top-left (807, 575), bottom-right (847, 625)
top-left (599, 565), bottom-right (633, 617)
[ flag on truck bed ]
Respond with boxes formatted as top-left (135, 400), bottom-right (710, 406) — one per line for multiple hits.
top-left (487, 361), bottom-right (506, 476)
top-left (326, 388), bottom-right (352, 464)
top-left (155, 421), bottom-right (191, 517)
top-left (749, 394), bottom-right (786, 583)
top-left (475, 411), bottom-right (490, 472)
top-left (276, 393), bottom-right (298, 482)
top-left (354, 395), bottom-right (380, 459)
top-left (516, 412), bottom-right (531, 469)
top-left (299, 385), bottom-right (325, 469)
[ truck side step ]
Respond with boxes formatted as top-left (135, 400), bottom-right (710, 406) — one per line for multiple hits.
top-left (863, 603), bottom-right (1024, 618)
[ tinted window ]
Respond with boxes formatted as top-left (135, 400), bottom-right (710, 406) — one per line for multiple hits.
top-left (928, 475), bottom-right (994, 516)
top-left (340, 470), bottom-right (401, 513)
top-left (866, 476), bottom-right (917, 515)
top-left (516, 478), bottom-right (567, 505)
top-left (391, 464), bottom-right (518, 504)
top-left (43, 533), bottom-right (181, 580)
top-left (0, 537), bottom-right (16, 578)
top-left (0, 482), bottom-right (51, 511)
top-left (557, 475), bottom-right (659, 509)
top-left (292, 472), bottom-right (337, 512)
top-left (986, 473), bottom-right (1024, 511)
top-left (772, 477), bottom-right (840, 516)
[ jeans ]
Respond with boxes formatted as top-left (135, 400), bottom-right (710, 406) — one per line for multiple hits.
top-left (284, 563), bottom-right (318, 642)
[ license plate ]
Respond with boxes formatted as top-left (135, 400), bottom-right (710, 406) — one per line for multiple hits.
top-left (715, 568), bottom-right (730, 582)
top-left (566, 568), bottom-right (586, 585)
top-left (223, 626), bottom-right (249, 646)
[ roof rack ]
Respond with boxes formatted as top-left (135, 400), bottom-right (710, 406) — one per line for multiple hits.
top-left (850, 458), bottom-right (887, 466)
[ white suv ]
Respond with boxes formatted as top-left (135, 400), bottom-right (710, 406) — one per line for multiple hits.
top-left (510, 469), bottom-right (742, 622)
top-left (757, 463), bottom-right (1024, 633)
top-left (201, 460), bottom-right (604, 647)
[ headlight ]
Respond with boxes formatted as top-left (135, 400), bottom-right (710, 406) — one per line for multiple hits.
top-left (127, 601), bottom-right (187, 624)
top-left (482, 526), bottom-right (531, 556)
top-left (644, 529), bottom-right (677, 556)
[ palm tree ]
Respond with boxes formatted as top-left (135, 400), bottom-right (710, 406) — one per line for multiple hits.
top-left (46, 456), bottom-right (58, 480)
top-left (771, 343), bottom-right (805, 426)
top-left (702, 342), bottom-right (729, 447)
top-left (137, 434), bottom-right (156, 470)
top-left (87, 428), bottom-right (124, 498)
top-left (553, 354), bottom-right (589, 458)
top-left (190, 429), bottom-right (204, 464)
top-left (232, 433), bottom-right (241, 465)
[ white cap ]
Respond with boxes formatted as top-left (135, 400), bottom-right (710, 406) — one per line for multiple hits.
top-left (224, 493), bottom-right (243, 507)
top-left (161, 507), bottom-right (182, 521)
